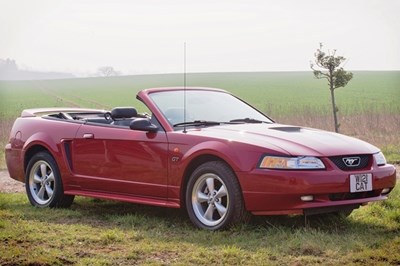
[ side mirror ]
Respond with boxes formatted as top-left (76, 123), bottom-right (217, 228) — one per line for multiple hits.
top-left (130, 118), bottom-right (158, 132)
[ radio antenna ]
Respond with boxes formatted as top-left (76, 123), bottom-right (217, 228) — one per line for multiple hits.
top-left (183, 42), bottom-right (187, 133)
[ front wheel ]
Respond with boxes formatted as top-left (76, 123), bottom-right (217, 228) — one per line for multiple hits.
top-left (186, 161), bottom-right (248, 230)
top-left (25, 151), bottom-right (74, 208)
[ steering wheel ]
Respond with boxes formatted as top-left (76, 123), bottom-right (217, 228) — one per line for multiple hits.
top-left (104, 112), bottom-right (113, 122)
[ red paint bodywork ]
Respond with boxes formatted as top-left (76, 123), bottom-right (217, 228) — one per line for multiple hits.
top-left (5, 87), bottom-right (397, 215)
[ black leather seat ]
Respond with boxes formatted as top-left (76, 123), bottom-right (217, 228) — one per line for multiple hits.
top-left (111, 107), bottom-right (137, 127)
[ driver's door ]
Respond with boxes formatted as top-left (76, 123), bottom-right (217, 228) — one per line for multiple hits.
top-left (71, 123), bottom-right (168, 199)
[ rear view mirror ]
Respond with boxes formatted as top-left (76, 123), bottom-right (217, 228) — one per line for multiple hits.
top-left (130, 118), bottom-right (158, 132)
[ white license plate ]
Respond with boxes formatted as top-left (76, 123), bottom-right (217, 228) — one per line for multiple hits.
top-left (350, 173), bottom-right (372, 193)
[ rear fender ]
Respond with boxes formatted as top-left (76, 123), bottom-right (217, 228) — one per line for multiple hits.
top-left (23, 132), bottom-right (61, 170)
top-left (22, 133), bottom-right (76, 190)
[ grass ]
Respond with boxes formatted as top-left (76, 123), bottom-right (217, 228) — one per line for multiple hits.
top-left (1, 71), bottom-right (399, 118)
top-left (0, 184), bottom-right (399, 265)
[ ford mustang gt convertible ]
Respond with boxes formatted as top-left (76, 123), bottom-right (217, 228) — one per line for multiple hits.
top-left (5, 87), bottom-right (396, 230)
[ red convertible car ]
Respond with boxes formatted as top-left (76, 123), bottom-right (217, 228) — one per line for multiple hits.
top-left (5, 87), bottom-right (397, 230)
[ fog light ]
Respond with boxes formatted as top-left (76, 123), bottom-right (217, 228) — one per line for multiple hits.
top-left (381, 188), bottom-right (390, 194)
top-left (301, 195), bottom-right (314, 202)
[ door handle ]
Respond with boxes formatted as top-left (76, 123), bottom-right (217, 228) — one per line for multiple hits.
top-left (83, 133), bottom-right (94, 139)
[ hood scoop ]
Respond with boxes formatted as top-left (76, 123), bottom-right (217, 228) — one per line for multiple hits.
top-left (269, 126), bottom-right (302, 132)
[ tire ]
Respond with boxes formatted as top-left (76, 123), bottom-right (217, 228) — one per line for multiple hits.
top-left (25, 151), bottom-right (74, 208)
top-left (185, 161), bottom-right (248, 230)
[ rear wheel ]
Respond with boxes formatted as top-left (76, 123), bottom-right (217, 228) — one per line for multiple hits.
top-left (186, 161), bottom-right (248, 230)
top-left (25, 151), bottom-right (74, 208)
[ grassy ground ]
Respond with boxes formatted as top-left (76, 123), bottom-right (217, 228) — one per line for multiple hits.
top-left (1, 184), bottom-right (399, 265)
top-left (1, 71), bottom-right (399, 117)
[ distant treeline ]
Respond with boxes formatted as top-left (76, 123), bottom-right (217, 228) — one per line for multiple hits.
top-left (0, 58), bottom-right (74, 80)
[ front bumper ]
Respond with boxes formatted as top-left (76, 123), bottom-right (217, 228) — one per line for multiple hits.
top-left (237, 163), bottom-right (396, 215)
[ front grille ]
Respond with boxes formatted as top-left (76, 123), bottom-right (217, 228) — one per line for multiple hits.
top-left (329, 154), bottom-right (370, 171)
top-left (329, 190), bottom-right (379, 201)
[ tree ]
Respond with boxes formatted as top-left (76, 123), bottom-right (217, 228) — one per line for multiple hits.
top-left (0, 58), bottom-right (18, 72)
top-left (310, 43), bottom-right (353, 133)
top-left (96, 66), bottom-right (121, 77)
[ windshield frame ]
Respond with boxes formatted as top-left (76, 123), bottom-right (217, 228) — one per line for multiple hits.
top-left (147, 89), bottom-right (274, 131)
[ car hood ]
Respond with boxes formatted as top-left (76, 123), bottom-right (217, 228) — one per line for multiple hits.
top-left (186, 123), bottom-right (379, 157)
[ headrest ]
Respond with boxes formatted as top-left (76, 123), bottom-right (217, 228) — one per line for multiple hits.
top-left (111, 107), bottom-right (137, 119)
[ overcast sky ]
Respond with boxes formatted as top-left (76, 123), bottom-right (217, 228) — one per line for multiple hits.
top-left (1, 0), bottom-right (399, 75)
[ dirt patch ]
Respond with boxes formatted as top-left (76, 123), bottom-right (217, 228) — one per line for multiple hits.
top-left (0, 170), bottom-right (24, 193)
top-left (0, 166), bottom-right (399, 193)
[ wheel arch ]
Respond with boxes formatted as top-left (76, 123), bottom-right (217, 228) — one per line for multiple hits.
top-left (24, 144), bottom-right (53, 172)
top-left (22, 132), bottom-right (61, 174)
top-left (180, 154), bottom-right (242, 208)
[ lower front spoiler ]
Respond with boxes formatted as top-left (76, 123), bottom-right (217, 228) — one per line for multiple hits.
top-left (250, 194), bottom-right (388, 216)
top-left (303, 204), bottom-right (361, 216)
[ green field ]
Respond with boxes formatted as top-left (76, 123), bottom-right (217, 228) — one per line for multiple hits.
top-left (1, 71), bottom-right (399, 167)
top-left (1, 71), bottom-right (399, 117)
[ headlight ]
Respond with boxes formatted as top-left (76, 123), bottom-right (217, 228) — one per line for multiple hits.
top-left (259, 156), bottom-right (325, 169)
top-left (373, 152), bottom-right (386, 166)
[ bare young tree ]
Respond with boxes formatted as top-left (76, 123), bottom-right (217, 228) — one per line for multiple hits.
top-left (96, 66), bottom-right (121, 77)
top-left (310, 43), bottom-right (353, 133)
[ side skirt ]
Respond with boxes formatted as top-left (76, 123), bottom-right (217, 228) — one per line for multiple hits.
top-left (64, 190), bottom-right (180, 208)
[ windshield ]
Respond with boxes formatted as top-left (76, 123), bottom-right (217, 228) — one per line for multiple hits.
top-left (149, 90), bottom-right (273, 127)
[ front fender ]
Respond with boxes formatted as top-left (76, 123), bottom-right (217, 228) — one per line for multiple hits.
top-left (182, 140), bottom-right (244, 172)
top-left (170, 139), bottom-right (264, 189)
